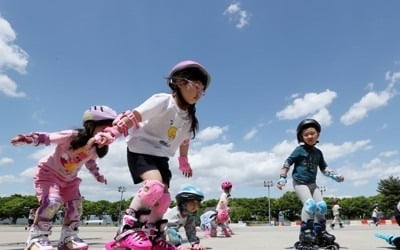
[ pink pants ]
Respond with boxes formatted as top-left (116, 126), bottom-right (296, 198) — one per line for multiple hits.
top-left (34, 166), bottom-right (81, 202)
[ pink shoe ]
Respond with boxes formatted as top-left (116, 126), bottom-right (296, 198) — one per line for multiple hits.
top-left (105, 230), bottom-right (152, 250)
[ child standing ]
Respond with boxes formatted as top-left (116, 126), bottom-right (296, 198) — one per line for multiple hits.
top-left (330, 198), bottom-right (344, 229)
top-left (216, 181), bottom-right (233, 236)
top-left (163, 185), bottom-right (205, 250)
top-left (276, 119), bottom-right (344, 249)
top-left (371, 203), bottom-right (380, 226)
top-left (96, 60), bottom-right (211, 250)
top-left (11, 105), bottom-right (117, 250)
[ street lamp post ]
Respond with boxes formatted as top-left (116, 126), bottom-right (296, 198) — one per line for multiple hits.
top-left (117, 186), bottom-right (127, 226)
top-left (264, 180), bottom-right (273, 225)
top-left (319, 185), bottom-right (326, 197)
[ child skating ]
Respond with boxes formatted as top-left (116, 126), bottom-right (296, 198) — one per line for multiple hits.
top-left (199, 209), bottom-right (231, 239)
top-left (95, 60), bottom-right (211, 250)
top-left (11, 105), bottom-right (117, 250)
top-left (216, 181), bottom-right (233, 236)
top-left (163, 185), bottom-right (205, 250)
top-left (276, 119), bottom-right (344, 250)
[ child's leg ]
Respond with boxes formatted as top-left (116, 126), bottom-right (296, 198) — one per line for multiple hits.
top-left (27, 195), bottom-right (62, 250)
top-left (108, 179), bottom-right (165, 250)
top-left (294, 184), bottom-right (317, 247)
top-left (58, 199), bottom-right (88, 250)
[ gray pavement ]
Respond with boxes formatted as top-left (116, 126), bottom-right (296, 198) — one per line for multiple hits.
top-left (0, 224), bottom-right (399, 250)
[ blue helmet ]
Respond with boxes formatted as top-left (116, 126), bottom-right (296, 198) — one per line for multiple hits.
top-left (175, 185), bottom-right (204, 208)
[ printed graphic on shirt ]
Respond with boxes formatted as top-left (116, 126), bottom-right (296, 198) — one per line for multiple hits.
top-left (60, 147), bottom-right (91, 173)
top-left (160, 120), bottom-right (179, 148)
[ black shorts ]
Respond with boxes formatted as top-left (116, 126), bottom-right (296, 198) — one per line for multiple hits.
top-left (127, 149), bottom-right (172, 187)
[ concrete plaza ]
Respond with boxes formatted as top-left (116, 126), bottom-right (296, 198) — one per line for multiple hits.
top-left (0, 224), bottom-right (398, 250)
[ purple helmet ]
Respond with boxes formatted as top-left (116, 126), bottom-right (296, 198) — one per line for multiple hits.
top-left (168, 60), bottom-right (211, 90)
top-left (82, 105), bottom-right (117, 124)
top-left (221, 181), bottom-right (233, 190)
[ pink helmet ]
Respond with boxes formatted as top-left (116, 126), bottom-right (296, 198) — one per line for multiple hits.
top-left (82, 105), bottom-right (117, 123)
top-left (168, 60), bottom-right (211, 90)
top-left (217, 209), bottom-right (229, 223)
top-left (221, 181), bottom-right (232, 190)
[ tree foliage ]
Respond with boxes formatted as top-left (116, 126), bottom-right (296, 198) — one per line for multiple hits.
top-left (0, 192), bottom-right (393, 224)
top-left (377, 176), bottom-right (400, 216)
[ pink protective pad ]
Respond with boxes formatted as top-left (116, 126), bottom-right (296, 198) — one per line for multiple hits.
top-left (151, 192), bottom-right (171, 215)
top-left (137, 180), bottom-right (165, 207)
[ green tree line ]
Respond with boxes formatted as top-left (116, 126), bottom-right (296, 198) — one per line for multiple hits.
top-left (1, 176), bottom-right (399, 224)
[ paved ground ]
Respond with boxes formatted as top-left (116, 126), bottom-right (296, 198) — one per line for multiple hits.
top-left (0, 224), bottom-right (399, 250)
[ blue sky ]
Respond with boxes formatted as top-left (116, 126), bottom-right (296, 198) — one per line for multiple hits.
top-left (1, 1), bottom-right (399, 202)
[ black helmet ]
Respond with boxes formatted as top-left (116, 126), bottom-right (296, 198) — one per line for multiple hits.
top-left (176, 185), bottom-right (204, 211)
top-left (296, 119), bottom-right (321, 143)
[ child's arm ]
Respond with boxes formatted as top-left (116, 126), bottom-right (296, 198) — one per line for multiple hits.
top-left (85, 159), bottom-right (107, 184)
top-left (276, 161), bottom-right (290, 190)
top-left (94, 110), bottom-right (141, 146)
top-left (322, 167), bottom-right (344, 182)
top-left (178, 139), bottom-right (192, 178)
top-left (10, 130), bottom-right (76, 147)
top-left (184, 215), bottom-right (202, 248)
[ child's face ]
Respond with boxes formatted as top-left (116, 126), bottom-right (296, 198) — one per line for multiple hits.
top-left (185, 200), bottom-right (200, 213)
top-left (175, 78), bottom-right (205, 105)
top-left (301, 127), bottom-right (319, 146)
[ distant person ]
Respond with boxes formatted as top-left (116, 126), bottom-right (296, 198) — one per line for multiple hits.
top-left (11, 105), bottom-right (116, 250)
top-left (276, 119), bottom-right (344, 249)
top-left (163, 185), bottom-right (205, 250)
top-left (96, 60), bottom-right (211, 250)
top-left (330, 198), bottom-right (344, 229)
top-left (200, 209), bottom-right (231, 238)
top-left (216, 181), bottom-right (233, 236)
top-left (278, 211), bottom-right (285, 226)
top-left (25, 208), bottom-right (36, 230)
top-left (371, 203), bottom-right (380, 226)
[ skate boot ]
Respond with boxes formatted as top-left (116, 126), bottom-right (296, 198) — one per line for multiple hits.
top-left (294, 220), bottom-right (318, 250)
top-left (57, 222), bottom-right (88, 250)
top-left (314, 220), bottom-right (340, 249)
top-left (147, 219), bottom-right (177, 250)
top-left (104, 209), bottom-right (152, 250)
top-left (221, 227), bottom-right (231, 237)
top-left (25, 221), bottom-right (54, 250)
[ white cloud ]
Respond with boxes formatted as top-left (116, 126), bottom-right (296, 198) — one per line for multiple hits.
top-left (0, 74), bottom-right (26, 97)
top-left (276, 90), bottom-right (337, 125)
top-left (223, 2), bottom-right (251, 29)
top-left (319, 140), bottom-right (371, 162)
top-left (379, 150), bottom-right (398, 158)
top-left (243, 127), bottom-right (258, 140)
top-left (0, 14), bottom-right (29, 97)
top-left (0, 157), bottom-right (13, 165)
top-left (340, 75), bottom-right (398, 125)
top-left (196, 126), bottom-right (228, 142)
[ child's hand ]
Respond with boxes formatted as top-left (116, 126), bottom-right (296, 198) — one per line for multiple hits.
top-left (11, 134), bottom-right (33, 146)
top-left (190, 244), bottom-right (206, 250)
top-left (276, 176), bottom-right (287, 190)
top-left (96, 175), bottom-right (107, 184)
top-left (178, 156), bottom-right (193, 178)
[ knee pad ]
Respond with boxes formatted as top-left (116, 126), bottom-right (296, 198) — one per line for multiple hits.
top-left (303, 198), bottom-right (316, 215)
top-left (316, 201), bottom-right (327, 216)
top-left (151, 192), bottom-right (171, 215)
top-left (65, 199), bottom-right (83, 222)
top-left (37, 195), bottom-right (62, 220)
top-left (166, 227), bottom-right (181, 246)
top-left (137, 180), bottom-right (165, 207)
